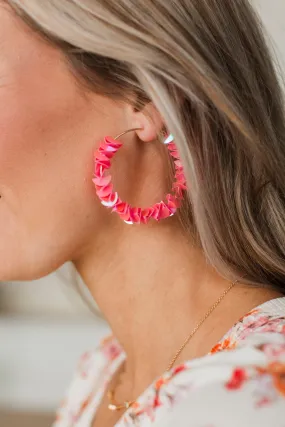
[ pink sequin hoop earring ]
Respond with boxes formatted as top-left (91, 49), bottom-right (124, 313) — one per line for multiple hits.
top-left (92, 128), bottom-right (187, 224)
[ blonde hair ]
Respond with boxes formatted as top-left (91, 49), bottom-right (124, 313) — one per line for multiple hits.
top-left (8, 0), bottom-right (285, 292)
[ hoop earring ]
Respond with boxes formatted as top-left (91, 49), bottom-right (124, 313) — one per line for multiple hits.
top-left (92, 128), bottom-right (187, 224)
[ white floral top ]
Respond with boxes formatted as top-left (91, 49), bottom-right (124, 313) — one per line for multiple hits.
top-left (53, 297), bottom-right (285, 426)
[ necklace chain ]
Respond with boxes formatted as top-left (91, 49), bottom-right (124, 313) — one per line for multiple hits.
top-left (167, 279), bottom-right (237, 371)
top-left (107, 279), bottom-right (238, 411)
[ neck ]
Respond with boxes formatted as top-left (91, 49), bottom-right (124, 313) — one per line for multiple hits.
top-left (73, 221), bottom-right (280, 395)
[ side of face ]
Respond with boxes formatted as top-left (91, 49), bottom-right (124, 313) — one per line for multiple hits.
top-left (0, 4), bottom-right (129, 280)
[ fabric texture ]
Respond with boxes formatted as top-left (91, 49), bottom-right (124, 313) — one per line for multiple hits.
top-left (53, 297), bottom-right (285, 426)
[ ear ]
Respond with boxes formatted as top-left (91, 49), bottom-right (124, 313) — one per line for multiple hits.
top-left (126, 102), bottom-right (164, 142)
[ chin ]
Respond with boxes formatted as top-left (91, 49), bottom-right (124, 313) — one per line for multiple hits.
top-left (0, 265), bottom-right (48, 283)
top-left (0, 247), bottom-right (65, 282)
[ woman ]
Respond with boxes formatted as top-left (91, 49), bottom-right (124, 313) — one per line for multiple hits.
top-left (0, 0), bottom-right (284, 425)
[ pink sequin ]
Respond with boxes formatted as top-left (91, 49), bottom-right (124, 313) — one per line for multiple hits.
top-left (93, 136), bottom-right (187, 224)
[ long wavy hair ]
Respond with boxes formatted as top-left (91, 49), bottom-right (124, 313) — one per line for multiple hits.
top-left (7, 0), bottom-right (285, 293)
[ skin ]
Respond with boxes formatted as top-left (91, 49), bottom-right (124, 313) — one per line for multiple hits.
top-left (0, 4), bottom-right (282, 426)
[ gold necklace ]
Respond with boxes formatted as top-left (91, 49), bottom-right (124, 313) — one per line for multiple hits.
top-left (107, 279), bottom-right (238, 412)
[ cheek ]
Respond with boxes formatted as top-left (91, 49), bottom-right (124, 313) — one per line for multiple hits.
top-left (0, 78), bottom-right (80, 208)
top-left (0, 67), bottom-right (100, 279)
top-left (0, 6), bottom-right (124, 281)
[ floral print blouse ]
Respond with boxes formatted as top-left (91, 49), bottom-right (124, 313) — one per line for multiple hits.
top-left (53, 297), bottom-right (285, 426)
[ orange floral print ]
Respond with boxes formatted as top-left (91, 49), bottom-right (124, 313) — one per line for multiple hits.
top-left (210, 338), bottom-right (237, 354)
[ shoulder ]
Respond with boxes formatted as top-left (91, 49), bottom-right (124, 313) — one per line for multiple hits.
top-left (53, 335), bottom-right (123, 426)
top-left (129, 334), bottom-right (285, 427)
top-left (163, 301), bottom-right (285, 426)
top-left (125, 302), bottom-right (285, 426)
top-left (210, 297), bottom-right (285, 354)
top-left (160, 338), bottom-right (285, 426)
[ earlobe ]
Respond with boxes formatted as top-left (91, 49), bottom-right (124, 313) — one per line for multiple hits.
top-left (131, 103), bottom-right (165, 142)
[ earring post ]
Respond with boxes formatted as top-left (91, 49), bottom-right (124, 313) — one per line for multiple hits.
top-left (114, 127), bottom-right (143, 140)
